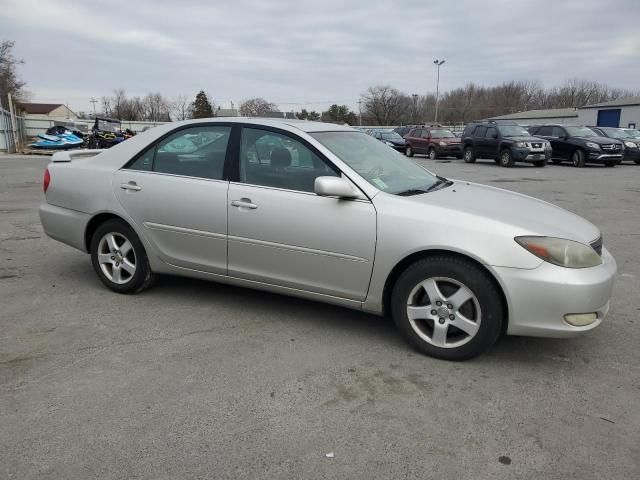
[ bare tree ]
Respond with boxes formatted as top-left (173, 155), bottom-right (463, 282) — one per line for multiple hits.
top-left (0, 40), bottom-right (27, 109)
top-left (172, 94), bottom-right (192, 121)
top-left (361, 86), bottom-right (408, 125)
top-left (239, 98), bottom-right (278, 117)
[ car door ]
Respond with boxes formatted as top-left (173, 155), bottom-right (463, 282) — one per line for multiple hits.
top-left (484, 126), bottom-right (499, 158)
top-left (551, 126), bottom-right (571, 159)
top-left (114, 124), bottom-right (232, 275)
top-left (533, 126), bottom-right (558, 157)
top-left (473, 125), bottom-right (488, 157)
top-left (227, 126), bottom-right (377, 301)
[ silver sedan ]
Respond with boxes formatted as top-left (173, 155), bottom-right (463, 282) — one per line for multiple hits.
top-left (39, 118), bottom-right (616, 360)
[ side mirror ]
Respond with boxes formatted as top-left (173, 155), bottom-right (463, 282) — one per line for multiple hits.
top-left (314, 176), bottom-right (359, 199)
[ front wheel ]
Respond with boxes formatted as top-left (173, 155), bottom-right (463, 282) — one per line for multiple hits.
top-left (90, 219), bottom-right (155, 294)
top-left (428, 148), bottom-right (437, 160)
top-left (406, 146), bottom-right (414, 157)
top-left (463, 146), bottom-right (476, 163)
top-left (500, 149), bottom-right (515, 167)
top-left (391, 256), bottom-right (504, 360)
top-left (572, 149), bottom-right (586, 168)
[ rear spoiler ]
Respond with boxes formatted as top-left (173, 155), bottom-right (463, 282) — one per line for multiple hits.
top-left (51, 149), bottom-right (106, 163)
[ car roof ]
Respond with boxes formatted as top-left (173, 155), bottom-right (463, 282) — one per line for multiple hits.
top-left (170, 117), bottom-right (356, 133)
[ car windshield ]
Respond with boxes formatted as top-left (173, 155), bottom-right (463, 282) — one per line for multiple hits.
top-left (430, 129), bottom-right (455, 138)
top-left (566, 126), bottom-right (597, 137)
top-left (381, 132), bottom-right (403, 141)
top-left (498, 125), bottom-right (530, 137)
top-left (311, 131), bottom-right (441, 195)
top-left (625, 129), bottom-right (640, 138)
top-left (600, 128), bottom-right (632, 139)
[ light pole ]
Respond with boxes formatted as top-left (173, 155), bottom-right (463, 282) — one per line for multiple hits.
top-left (411, 93), bottom-right (418, 123)
top-left (433, 59), bottom-right (445, 123)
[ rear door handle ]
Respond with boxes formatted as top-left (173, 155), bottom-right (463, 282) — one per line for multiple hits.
top-left (230, 199), bottom-right (258, 209)
top-left (120, 181), bottom-right (141, 191)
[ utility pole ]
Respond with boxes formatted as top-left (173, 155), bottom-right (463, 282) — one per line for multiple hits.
top-left (433, 59), bottom-right (445, 123)
top-left (358, 99), bottom-right (362, 126)
top-left (90, 97), bottom-right (98, 115)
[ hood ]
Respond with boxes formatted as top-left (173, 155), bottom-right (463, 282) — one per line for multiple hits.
top-left (403, 181), bottom-right (600, 244)
top-left (507, 136), bottom-right (546, 143)
top-left (574, 136), bottom-right (623, 145)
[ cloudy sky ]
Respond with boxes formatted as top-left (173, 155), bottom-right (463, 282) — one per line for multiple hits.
top-left (1, 0), bottom-right (639, 113)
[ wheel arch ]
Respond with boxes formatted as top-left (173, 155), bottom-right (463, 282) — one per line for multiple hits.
top-left (85, 212), bottom-right (132, 252)
top-left (381, 249), bottom-right (509, 333)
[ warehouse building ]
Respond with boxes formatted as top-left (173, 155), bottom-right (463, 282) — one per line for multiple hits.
top-left (576, 97), bottom-right (640, 129)
top-left (488, 108), bottom-right (578, 125)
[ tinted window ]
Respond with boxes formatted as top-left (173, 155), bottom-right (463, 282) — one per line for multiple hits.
top-left (485, 127), bottom-right (497, 138)
top-left (552, 126), bottom-right (567, 138)
top-left (128, 125), bottom-right (231, 180)
top-left (535, 126), bottom-right (552, 136)
top-left (474, 126), bottom-right (487, 137)
top-left (239, 128), bottom-right (338, 193)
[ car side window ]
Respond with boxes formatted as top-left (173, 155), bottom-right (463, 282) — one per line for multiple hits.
top-left (474, 126), bottom-right (487, 137)
top-left (535, 126), bottom-right (552, 136)
top-left (485, 127), bottom-right (497, 138)
top-left (422, 130), bottom-right (430, 138)
top-left (239, 128), bottom-right (339, 193)
top-left (551, 127), bottom-right (565, 138)
top-left (127, 126), bottom-right (231, 180)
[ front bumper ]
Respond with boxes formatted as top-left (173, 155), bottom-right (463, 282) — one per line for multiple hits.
top-left (623, 148), bottom-right (640, 162)
top-left (512, 147), bottom-right (552, 162)
top-left (586, 150), bottom-right (623, 163)
top-left (492, 247), bottom-right (617, 338)
top-left (435, 144), bottom-right (462, 157)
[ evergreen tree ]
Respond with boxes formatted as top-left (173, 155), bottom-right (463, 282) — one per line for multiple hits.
top-left (191, 91), bottom-right (214, 118)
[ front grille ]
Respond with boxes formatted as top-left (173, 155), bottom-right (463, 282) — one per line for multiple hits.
top-left (531, 142), bottom-right (542, 148)
top-left (590, 235), bottom-right (603, 256)
top-left (602, 144), bottom-right (621, 151)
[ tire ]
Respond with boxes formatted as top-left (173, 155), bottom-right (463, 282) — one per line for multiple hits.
top-left (463, 146), bottom-right (476, 163)
top-left (532, 160), bottom-right (547, 167)
top-left (391, 256), bottom-right (504, 361)
top-left (428, 148), bottom-right (437, 160)
top-left (406, 146), bottom-right (414, 157)
top-left (499, 149), bottom-right (515, 168)
top-left (571, 149), bottom-right (586, 168)
top-left (90, 219), bottom-right (155, 294)
top-left (551, 159), bottom-right (562, 165)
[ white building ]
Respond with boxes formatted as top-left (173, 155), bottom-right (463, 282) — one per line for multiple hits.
top-left (488, 108), bottom-right (579, 126)
top-left (577, 97), bottom-right (640, 129)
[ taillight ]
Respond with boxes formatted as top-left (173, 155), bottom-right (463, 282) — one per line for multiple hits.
top-left (44, 168), bottom-right (51, 193)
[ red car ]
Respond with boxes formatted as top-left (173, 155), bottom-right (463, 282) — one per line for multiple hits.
top-left (404, 126), bottom-right (462, 159)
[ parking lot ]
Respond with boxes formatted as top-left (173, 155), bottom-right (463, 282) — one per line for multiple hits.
top-left (1, 154), bottom-right (639, 479)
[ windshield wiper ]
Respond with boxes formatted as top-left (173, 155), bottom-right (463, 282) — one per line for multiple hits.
top-left (396, 188), bottom-right (428, 196)
top-left (424, 176), bottom-right (453, 192)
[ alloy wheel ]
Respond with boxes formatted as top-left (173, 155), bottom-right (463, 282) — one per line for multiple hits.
top-left (97, 232), bottom-right (136, 284)
top-left (406, 277), bottom-right (481, 349)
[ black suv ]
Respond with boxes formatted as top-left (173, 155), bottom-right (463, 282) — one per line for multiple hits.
top-left (461, 120), bottom-right (551, 167)
top-left (528, 125), bottom-right (623, 167)
top-left (588, 126), bottom-right (640, 164)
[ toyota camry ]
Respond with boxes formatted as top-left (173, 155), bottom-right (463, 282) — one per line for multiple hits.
top-left (39, 118), bottom-right (617, 360)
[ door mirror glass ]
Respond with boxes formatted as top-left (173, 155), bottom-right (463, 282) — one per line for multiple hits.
top-left (314, 176), bottom-right (358, 198)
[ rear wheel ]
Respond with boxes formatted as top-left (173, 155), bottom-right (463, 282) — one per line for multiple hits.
top-left (406, 146), bottom-right (414, 157)
top-left (391, 256), bottom-right (504, 360)
top-left (500, 149), bottom-right (515, 167)
top-left (463, 146), bottom-right (476, 163)
top-left (90, 219), bottom-right (155, 294)
top-left (428, 148), bottom-right (437, 160)
top-left (572, 149), bottom-right (586, 168)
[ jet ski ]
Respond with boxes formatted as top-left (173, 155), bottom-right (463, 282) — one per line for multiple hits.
top-left (30, 129), bottom-right (84, 150)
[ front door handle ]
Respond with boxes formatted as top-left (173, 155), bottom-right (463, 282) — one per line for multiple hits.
top-left (230, 199), bottom-right (258, 210)
top-left (120, 181), bottom-right (141, 191)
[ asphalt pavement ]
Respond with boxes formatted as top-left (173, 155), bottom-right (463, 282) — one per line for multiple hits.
top-left (1, 154), bottom-right (639, 479)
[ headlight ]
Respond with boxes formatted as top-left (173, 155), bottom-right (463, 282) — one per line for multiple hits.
top-left (384, 141), bottom-right (394, 146)
top-left (624, 141), bottom-right (637, 148)
top-left (439, 141), bottom-right (447, 146)
top-left (516, 141), bottom-right (529, 147)
top-left (585, 142), bottom-right (600, 149)
top-left (515, 236), bottom-right (602, 268)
